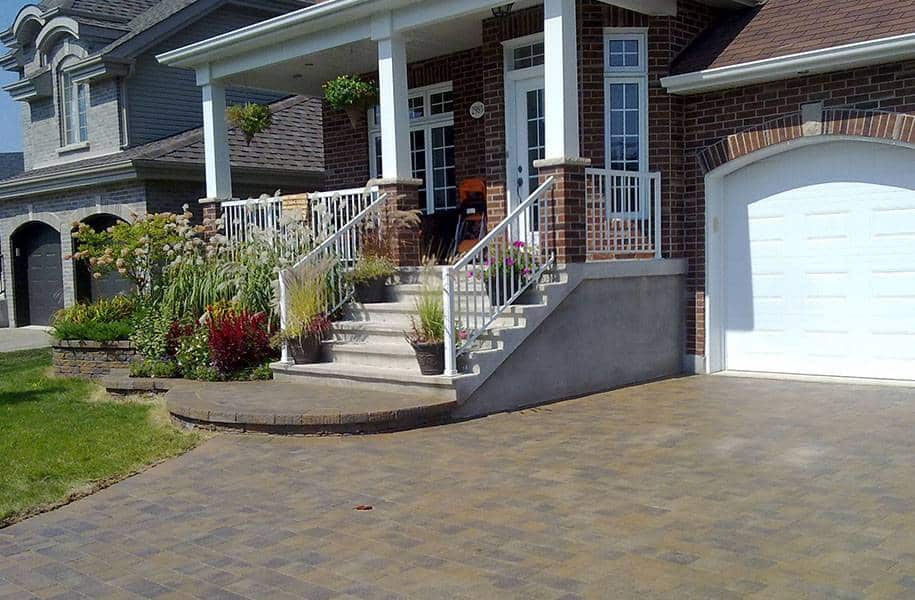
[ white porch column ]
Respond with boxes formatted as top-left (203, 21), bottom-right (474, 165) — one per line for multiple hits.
top-left (374, 18), bottom-right (411, 179)
top-left (543, 0), bottom-right (581, 159)
top-left (201, 79), bottom-right (233, 200)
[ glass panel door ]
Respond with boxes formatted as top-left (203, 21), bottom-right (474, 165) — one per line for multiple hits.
top-left (514, 78), bottom-right (545, 235)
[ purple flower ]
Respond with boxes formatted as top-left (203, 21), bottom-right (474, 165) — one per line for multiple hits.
top-left (513, 241), bottom-right (526, 248)
top-left (467, 271), bottom-right (475, 279)
top-left (522, 267), bottom-right (532, 276)
top-left (505, 257), bottom-right (515, 266)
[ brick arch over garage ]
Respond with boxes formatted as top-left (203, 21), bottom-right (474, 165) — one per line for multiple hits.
top-left (696, 106), bottom-right (915, 174)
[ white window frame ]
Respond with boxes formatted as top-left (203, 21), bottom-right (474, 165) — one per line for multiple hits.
top-left (603, 28), bottom-right (648, 173)
top-left (368, 82), bottom-right (456, 213)
top-left (58, 57), bottom-right (89, 148)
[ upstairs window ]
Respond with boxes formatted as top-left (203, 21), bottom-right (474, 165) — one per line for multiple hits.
top-left (59, 60), bottom-right (88, 146)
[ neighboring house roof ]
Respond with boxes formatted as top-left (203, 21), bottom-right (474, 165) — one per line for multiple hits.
top-left (38, 0), bottom-right (162, 24)
top-left (3, 0), bottom-right (311, 72)
top-left (0, 96), bottom-right (323, 199)
top-left (0, 153), bottom-right (25, 181)
top-left (671, 0), bottom-right (915, 75)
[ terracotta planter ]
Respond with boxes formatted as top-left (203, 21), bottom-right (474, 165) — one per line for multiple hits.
top-left (411, 341), bottom-right (445, 376)
top-left (289, 335), bottom-right (323, 364)
top-left (353, 276), bottom-right (388, 303)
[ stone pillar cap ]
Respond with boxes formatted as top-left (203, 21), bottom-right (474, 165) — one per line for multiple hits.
top-left (533, 157), bottom-right (592, 169)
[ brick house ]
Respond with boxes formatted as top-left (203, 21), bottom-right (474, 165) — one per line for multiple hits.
top-left (155, 0), bottom-right (913, 410)
top-left (0, 0), bottom-right (324, 327)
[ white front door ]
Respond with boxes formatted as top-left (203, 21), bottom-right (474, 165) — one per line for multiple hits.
top-left (718, 140), bottom-right (915, 380)
top-left (509, 75), bottom-right (545, 241)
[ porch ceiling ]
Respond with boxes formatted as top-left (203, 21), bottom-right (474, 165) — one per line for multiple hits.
top-left (221, 11), bottom-right (496, 97)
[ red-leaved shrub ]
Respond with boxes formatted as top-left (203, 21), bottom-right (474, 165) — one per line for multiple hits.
top-left (207, 309), bottom-right (273, 376)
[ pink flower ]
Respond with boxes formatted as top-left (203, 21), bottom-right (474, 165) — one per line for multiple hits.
top-left (467, 271), bottom-right (475, 279)
top-left (513, 241), bottom-right (526, 248)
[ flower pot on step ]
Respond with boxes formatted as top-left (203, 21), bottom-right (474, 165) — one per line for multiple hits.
top-left (411, 342), bottom-right (445, 376)
top-left (289, 334), bottom-right (323, 364)
top-left (353, 276), bottom-right (388, 303)
top-left (486, 273), bottom-right (522, 307)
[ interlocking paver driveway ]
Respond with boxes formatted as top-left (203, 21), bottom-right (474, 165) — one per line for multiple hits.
top-left (2, 376), bottom-right (915, 599)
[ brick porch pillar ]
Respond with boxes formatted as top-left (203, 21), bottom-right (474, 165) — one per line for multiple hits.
top-left (373, 178), bottom-right (423, 267)
top-left (198, 197), bottom-right (221, 239)
top-left (534, 157), bottom-right (590, 264)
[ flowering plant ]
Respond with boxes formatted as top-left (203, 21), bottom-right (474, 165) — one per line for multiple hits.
top-left (69, 208), bottom-right (205, 295)
top-left (472, 241), bottom-right (536, 281)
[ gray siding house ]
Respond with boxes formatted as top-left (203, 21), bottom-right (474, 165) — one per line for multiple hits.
top-left (0, 0), bottom-right (324, 327)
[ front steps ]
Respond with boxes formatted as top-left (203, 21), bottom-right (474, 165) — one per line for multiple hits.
top-left (272, 266), bottom-right (574, 406)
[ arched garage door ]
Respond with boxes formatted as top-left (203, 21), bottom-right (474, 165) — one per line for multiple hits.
top-left (721, 141), bottom-right (915, 380)
top-left (12, 221), bottom-right (64, 326)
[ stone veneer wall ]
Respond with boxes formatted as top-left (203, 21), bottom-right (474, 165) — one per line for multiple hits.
top-left (53, 341), bottom-right (139, 379)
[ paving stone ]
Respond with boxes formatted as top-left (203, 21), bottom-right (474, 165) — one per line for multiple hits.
top-left (3, 377), bottom-right (915, 598)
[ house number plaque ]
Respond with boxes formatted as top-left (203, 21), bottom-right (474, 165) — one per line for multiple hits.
top-left (469, 102), bottom-right (486, 119)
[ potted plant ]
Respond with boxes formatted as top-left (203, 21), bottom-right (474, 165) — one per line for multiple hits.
top-left (345, 254), bottom-right (396, 303)
top-left (322, 75), bottom-right (378, 129)
top-left (283, 260), bottom-right (333, 364)
top-left (283, 314), bottom-right (332, 364)
top-left (478, 241), bottom-right (536, 307)
top-left (404, 266), bottom-right (445, 375)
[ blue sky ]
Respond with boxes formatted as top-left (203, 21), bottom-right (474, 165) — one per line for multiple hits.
top-left (0, 1), bottom-right (34, 153)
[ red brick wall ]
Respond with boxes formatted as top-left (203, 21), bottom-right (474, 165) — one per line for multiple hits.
top-left (322, 49), bottom-right (486, 191)
top-left (679, 60), bottom-right (915, 357)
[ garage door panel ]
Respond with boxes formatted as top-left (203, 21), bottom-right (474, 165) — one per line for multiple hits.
top-left (722, 141), bottom-right (915, 380)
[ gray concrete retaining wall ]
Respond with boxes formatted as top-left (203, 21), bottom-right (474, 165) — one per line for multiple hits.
top-left (455, 266), bottom-right (685, 419)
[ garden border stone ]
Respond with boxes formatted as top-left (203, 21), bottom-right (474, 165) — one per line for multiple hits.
top-left (52, 340), bottom-right (139, 380)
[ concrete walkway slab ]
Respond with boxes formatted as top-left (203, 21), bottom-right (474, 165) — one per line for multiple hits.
top-left (0, 326), bottom-right (51, 353)
top-left (3, 376), bottom-right (915, 598)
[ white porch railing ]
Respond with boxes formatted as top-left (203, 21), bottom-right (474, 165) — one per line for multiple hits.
top-left (443, 177), bottom-right (556, 375)
top-left (585, 168), bottom-right (662, 260)
top-left (221, 194), bottom-right (311, 260)
top-left (278, 192), bottom-right (389, 363)
top-left (308, 187), bottom-right (379, 243)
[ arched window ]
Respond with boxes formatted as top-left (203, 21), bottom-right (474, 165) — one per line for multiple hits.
top-left (58, 57), bottom-right (88, 146)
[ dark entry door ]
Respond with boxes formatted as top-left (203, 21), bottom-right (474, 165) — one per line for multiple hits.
top-left (13, 222), bottom-right (64, 326)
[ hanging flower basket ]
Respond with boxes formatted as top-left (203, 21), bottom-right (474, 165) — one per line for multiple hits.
top-left (323, 75), bottom-right (378, 130)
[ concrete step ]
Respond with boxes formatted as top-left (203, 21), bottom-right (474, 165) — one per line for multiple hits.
top-left (323, 341), bottom-right (420, 372)
top-left (344, 301), bottom-right (534, 328)
top-left (273, 361), bottom-right (475, 402)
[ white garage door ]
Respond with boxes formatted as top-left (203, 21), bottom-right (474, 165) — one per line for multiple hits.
top-left (723, 141), bottom-right (915, 380)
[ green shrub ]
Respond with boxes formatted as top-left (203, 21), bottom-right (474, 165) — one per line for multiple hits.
top-left (52, 320), bottom-right (134, 342)
top-left (176, 326), bottom-right (210, 375)
top-left (129, 360), bottom-right (152, 378)
top-left (50, 297), bottom-right (137, 341)
top-left (130, 304), bottom-right (174, 360)
top-left (345, 254), bottom-right (396, 286)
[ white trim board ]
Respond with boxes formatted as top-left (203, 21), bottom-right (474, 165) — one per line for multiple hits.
top-left (662, 32), bottom-right (915, 95)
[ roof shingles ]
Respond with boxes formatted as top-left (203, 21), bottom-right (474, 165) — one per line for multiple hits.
top-left (0, 95), bottom-right (323, 187)
top-left (672, 0), bottom-right (915, 75)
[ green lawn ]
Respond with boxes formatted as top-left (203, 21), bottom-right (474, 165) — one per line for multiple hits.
top-left (0, 349), bottom-right (199, 526)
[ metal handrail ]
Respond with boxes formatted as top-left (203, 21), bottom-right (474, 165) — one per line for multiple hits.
top-left (278, 192), bottom-right (389, 363)
top-left (443, 177), bottom-right (556, 375)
